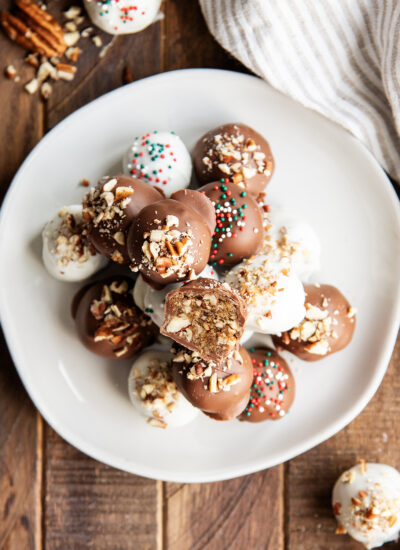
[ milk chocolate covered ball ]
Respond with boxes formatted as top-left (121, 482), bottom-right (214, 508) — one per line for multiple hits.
top-left (198, 180), bottom-right (264, 266)
top-left (73, 277), bottom-right (157, 359)
top-left (82, 175), bottom-right (163, 264)
top-left (193, 123), bottom-right (274, 196)
top-left (273, 284), bottom-right (356, 361)
top-left (239, 348), bottom-right (295, 422)
top-left (172, 345), bottom-right (253, 421)
top-left (127, 191), bottom-right (215, 285)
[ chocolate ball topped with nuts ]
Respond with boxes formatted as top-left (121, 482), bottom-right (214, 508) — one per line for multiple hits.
top-left (82, 174), bottom-right (163, 264)
top-left (127, 191), bottom-right (215, 285)
top-left (273, 284), bottom-right (356, 361)
top-left (198, 180), bottom-right (264, 266)
top-left (72, 277), bottom-right (158, 360)
top-left (171, 345), bottom-right (253, 421)
top-left (239, 348), bottom-right (295, 423)
top-left (193, 123), bottom-right (274, 197)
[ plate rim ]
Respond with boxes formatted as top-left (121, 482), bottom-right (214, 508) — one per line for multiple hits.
top-left (1, 68), bottom-right (400, 483)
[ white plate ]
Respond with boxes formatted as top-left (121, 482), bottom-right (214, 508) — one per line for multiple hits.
top-left (1, 69), bottom-right (399, 483)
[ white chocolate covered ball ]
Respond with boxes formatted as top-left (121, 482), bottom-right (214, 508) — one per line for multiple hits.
top-left (42, 205), bottom-right (107, 282)
top-left (133, 264), bottom-right (219, 327)
top-left (84, 0), bottom-right (161, 35)
top-left (332, 462), bottom-right (400, 549)
top-left (264, 208), bottom-right (320, 281)
top-left (123, 131), bottom-right (192, 196)
top-left (128, 347), bottom-right (198, 427)
top-left (224, 254), bottom-right (305, 335)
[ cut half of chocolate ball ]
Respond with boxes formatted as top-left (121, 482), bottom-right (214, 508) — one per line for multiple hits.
top-left (239, 347), bottom-right (295, 422)
top-left (72, 277), bottom-right (158, 360)
top-left (82, 174), bottom-right (163, 264)
top-left (172, 344), bottom-right (253, 421)
top-left (161, 278), bottom-right (247, 365)
top-left (273, 284), bottom-right (356, 361)
top-left (193, 123), bottom-right (275, 196)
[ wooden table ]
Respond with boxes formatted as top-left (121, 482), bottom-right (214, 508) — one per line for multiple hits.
top-left (1, 1), bottom-right (399, 549)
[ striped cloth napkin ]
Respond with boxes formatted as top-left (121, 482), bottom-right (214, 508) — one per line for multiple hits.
top-left (198, 0), bottom-right (400, 182)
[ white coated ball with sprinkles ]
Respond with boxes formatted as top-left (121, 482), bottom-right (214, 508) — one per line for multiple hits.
top-left (123, 131), bottom-right (192, 197)
top-left (83, 0), bottom-right (161, 36)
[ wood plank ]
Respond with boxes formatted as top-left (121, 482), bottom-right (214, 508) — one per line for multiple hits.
top-left (163, 0), bottom-right (245, 72)
top-left (286, 333), bottom-right (400, 550)
top-left (44, 427), bottom-right (161, 550)
top-left (42, 3), bottom-right (164, 549)
top-left (164, 468), bottom-right (284, 550)
top-left (46, 0), bottom-right (162, 129)
top-left (161, 5), bottom-right (284, 549)
top-left (0, 15), bottom-right (44, 549)
top-left (0, 329), bottom-right (43, 550)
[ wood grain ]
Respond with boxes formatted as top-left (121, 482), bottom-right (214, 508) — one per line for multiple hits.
top-left (0, 11), bottom-right (43, 550)
top-left (46, 0), bottom-right (162, 129)
top-left (0, 330), bottom-right (43, 550)
top-left (44, 428), bottom-right (161, 550)
top-left (164, 468), bottom-right (283, 550)
top-left (161, 4), bottom-right (283, 550)
top-left (163, 0), bottom-right (243, 72)
top-left (0, 0), bottom-right (399, 548)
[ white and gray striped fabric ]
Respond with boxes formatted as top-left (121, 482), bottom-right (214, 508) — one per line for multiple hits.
top-left (199, 0), bottom-right (400, 181)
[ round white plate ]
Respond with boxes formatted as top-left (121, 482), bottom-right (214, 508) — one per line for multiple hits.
top-left (1, 69), bottom-right (399, 483)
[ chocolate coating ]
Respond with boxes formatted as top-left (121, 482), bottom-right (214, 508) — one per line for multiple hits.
top-left (239, 348), bottom-right (295, 422)
top-left (161, 278), bottom-right (247, 364)
top-left (73, 277), bottom-right (157, 359)
top-left (127, 195), bottom-right (212, 285)
top-left (273, 284), bottom-right (356, 361)
top-left (199, 181), bottom-right (264, 265)
top-left (83, 175), bottom-right (163, 264)
top-left (172, 345), bottom-right (253, 421)
top-left (193, 123), bottom-right (274, 196)
top-left (170, 188), bottom-right (216, 234)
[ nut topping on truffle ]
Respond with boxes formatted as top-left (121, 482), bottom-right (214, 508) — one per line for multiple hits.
top-left (193, 123), bottom-right (274, 196)
top-left (161, 278), bottom-right (247, 365)
top-left (273, 284), bottom-right (356, 361)
top-left (73, 277), bottom-right (157, 359)
top-left (83, 174), bottom-right (163, 264)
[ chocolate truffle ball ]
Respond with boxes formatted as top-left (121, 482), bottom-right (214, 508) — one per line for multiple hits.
top-left (82, 174), bottom-right (163, 264)
top-left (193, 123), bottom-right (274, 196)
top-left (224, 254), bottom-right (305, 335)
top-left (128, 347), bottom-right (199, 428)
top-left (239, 348), bottom-right (295, 422)
top-left (161, 278), bottom-right (247, 365)
top-left (273, 284), bottom-right (356, 361)
top-left (332, 462), bottom-right (400, 548)
top-left (198, 181), bottom-right (264, 266)
top-left (72, 277), bottom-right (157, 359)
top-left (42, 204), bottom-right (108, 282)
top-left (172, 345), bottom-right (253, 421)
top-left (127, 192), bottom-right (215, 285)
top-left (84, 0), bottom-right (161, 35)
top-left (123, 131), bottom-right (192, 197)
